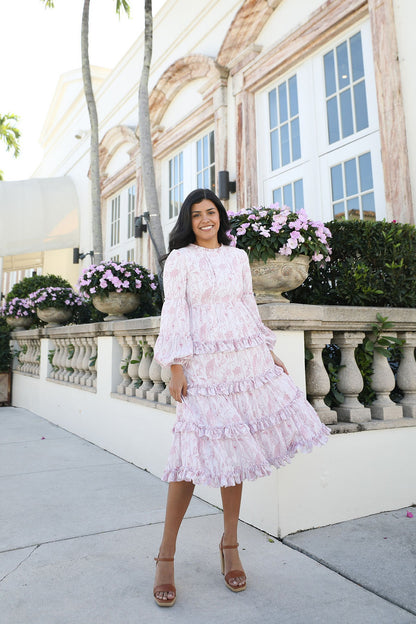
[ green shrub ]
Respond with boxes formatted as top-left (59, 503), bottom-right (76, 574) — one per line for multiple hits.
top-left (6, 274), bottom-right (71, 302)
top-left (0, 317), bottom-right (12, 373)
top-left (287, 220), bottom-right (416, 307)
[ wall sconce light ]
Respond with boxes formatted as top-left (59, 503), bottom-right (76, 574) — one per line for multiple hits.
top-left (134, 215), bottom-right (148, 238)
top-left (73, 248), bottom-right (94, 264)
top-left (218, 171), bottom-right (236, 201)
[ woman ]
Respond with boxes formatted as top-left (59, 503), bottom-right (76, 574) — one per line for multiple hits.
top-left (153, 188), bottom-right (330, 606)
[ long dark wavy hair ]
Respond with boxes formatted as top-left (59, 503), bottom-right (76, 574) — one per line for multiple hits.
top-left (168, 188), bottom-right (231, 252)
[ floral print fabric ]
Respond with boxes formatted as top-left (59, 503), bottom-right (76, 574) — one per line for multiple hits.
top-left (154, 244), bottom-right (330, 487)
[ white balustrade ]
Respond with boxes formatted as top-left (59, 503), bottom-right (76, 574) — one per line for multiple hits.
top-left (126, 336), bottom-right (141, 397)
top-left (396, 332), bottom-right (416, 418)
top-left (305, 331), bottom-right (337, 425)
top-left (117, 336), bottom-right (132, 395)
top-left (369, 332), bottom-right (403, 420)
top-left (136, 336), bottom-right (153, 399)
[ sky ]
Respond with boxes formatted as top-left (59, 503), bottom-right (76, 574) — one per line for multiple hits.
top-left (1, 0), bottom-right (165, 181)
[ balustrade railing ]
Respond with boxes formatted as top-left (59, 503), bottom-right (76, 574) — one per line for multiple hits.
top-left (10, 305), bottom-right (416, 429)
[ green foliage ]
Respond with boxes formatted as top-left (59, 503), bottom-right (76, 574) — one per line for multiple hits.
top-left (0, 317), bottom-right (12, 373)
top-left (6, 274), bottom-right (71, 302)
top-left (288, 220), bottom-right (416, 307)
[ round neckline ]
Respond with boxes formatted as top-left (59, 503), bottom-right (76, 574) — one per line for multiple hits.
top-left (190, 243), bottom-right (223, 251)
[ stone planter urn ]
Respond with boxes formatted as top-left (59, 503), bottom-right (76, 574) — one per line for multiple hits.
top-left (92, 292), bottom-right (140, 321)
top-left (5, 316), bottom-right (33, 331)
top-left (250, 254), bottom-right (310, 304)
top-left (36, 307), bottom-right (73, 328)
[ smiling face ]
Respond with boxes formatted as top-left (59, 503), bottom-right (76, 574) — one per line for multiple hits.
top-left (191, 199), bottom-right (221, 248)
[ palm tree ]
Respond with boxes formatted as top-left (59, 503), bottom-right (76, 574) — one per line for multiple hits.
top-left (136, 0), bottom-right (166, 267)
top-left (0, 113), bottom-right (21, 181)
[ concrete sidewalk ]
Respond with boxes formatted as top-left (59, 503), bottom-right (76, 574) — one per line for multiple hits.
top-left (0, 406), bottom-right (415, 624)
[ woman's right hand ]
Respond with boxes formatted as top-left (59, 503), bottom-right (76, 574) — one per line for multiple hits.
top-left (169, 364), bottom-right (187, 402)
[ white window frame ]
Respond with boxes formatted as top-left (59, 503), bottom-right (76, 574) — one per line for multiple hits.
top-left (106, 183), bottom-right (137, 262)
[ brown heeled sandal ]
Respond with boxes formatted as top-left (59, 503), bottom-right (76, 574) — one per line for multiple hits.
top-left (219, 536), bottom-right (247, 592)
top-left (153, 555), bottom-right (176, 607)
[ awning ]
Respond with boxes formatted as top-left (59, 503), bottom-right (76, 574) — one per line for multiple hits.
top-left (0, 177), bottom-right (80, 256)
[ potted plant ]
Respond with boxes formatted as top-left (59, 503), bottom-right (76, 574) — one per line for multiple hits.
top-left (77, 261), bottom-right (159, 321)
top-left (0, 316), bottom-right (13, 405)
top-left (228, 204), bottom-right (332, 303)
top-left (29, 287), bottom-right (84, 327)
top-left (1, 297), bottom-right (36, 331)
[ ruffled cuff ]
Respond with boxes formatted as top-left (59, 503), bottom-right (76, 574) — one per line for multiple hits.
top-left (154, 332), bottom-right (193, 368)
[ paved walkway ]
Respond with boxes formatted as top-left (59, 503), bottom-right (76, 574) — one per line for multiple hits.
top-left (0, 406), bottom-right (415, 624)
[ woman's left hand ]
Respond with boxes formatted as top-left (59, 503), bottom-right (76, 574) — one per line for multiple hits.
top-left (270, 351), bottom-right (288, 374)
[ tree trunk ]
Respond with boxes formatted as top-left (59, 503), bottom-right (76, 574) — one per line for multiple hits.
top-left (138, 0), bottom-right (166, 270)
top-left (81, 0), bottom-right (103, 264)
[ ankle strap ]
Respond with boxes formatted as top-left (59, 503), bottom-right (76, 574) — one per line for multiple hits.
top-left (154, 556), bottom-right (174, 562)
top-left (221, 542), bottom-right (239, 549)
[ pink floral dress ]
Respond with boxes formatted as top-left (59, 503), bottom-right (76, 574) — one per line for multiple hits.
top-left (154, 243), bottom-right (330, 487)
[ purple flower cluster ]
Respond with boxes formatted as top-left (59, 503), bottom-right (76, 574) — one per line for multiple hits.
top-left (0, 297), bottom-right (35, 318)
top-left (29, 287), bottom-right (84, 310)
top-left (76, 261), bottom-right (158, 298)
top-left (227, 203), bottom-right (332, 265)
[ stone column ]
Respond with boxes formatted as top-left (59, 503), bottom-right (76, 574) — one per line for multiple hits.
top-left (396, 332), bottom-right (416, 418)
top-left (126, 336), bottom-right (141, 397)
top-left (305, 331), bottom-right (337, 424)
top-left (116, 336), bottom-right (132, 395)
top-left (370, 332), bottom-right (403, 420)
top-left (136, 337), bottom-right (153, 399)
top-left (333, 332), bottom-right (371, 423)
top-left (146, 335), bottom-right (164, 402)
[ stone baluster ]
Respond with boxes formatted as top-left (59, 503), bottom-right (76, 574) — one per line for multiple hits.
top-left (63, 339), bottom-right (73, 382)
top-left (136, 336), bottom-right (153, 399)
top-left (158, 365), bottom-right (172, 405)
top-left (55, 339), bottom-right (64, 380)
top-left (22, 341), bottom-right (30, 373)
top-left (86, 338), bottom-right (97, 388)
top-left (79, 338), bottom-right (92, 386)
top-left (126, 336), bottom-right (141, 396)
top-left (26, 341), bottom-right (34, 374)
top-left (73, 339), bottom-right (86, 385)
top-left (49, 343), bottom-right (58, 379)
top-left (146, 335), bottom-right (164, 402)
top-left (396, 332), bottom-right (416, 418)
top-left (369, 332), bottom-right (403, 420)
top-left (305, 331), bottom-right (337, 424)
top-left (332, 332), bottom-right (371, 423)
top-left (33, 340), bottom-right (41, 376)
top-left (68, 340), bottom-right (80, 384)
top-left (117, 336), bottom-right (132, 395)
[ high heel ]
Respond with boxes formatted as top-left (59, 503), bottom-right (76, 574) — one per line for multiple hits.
top-left (153, 555), bottom-right (176, 607)
top-left (219, 535), bottom-right (247, 592)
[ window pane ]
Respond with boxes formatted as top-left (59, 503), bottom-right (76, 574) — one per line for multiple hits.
top-left (358, 152), bottom-right (373, 191)
top-left (347, 197), bottom-right (360, 220)
top-left (354, 81), bottom-right (369, 131)
top-left (283, 183), bottom-right (293, 209)
top-left (336, 41), bottom-right (350, 89)
top-left (294, 179), bottom-right (304, 210)
top-left (204, 169), bottom-right (209, 188)
top-left (203, 135), bottom-right (208, 166)
top-left (340, 89), bottom-right (354, 138)
top-left (344, 158), bottom-right (358, 196)
top-left (270, 129), bottom-right (280, 170)
top-left (331, 164), bottom-right (344, 201)
top-left (362, 192), bottom-right (376, 221)
top-left (273, 187), bottom-right (282, 206)
top-left (327, 97), bottom-right (340, 144)
top-left (179, 152), bottom-right (183, 179)
top-left (209, 131), bottom-right (215, 164)
top-left (268, 89), bottom-right (278, 128)
top-left (174, 155), bottom-right (178, 184)
top-left (197, 140), bottom-right (202, 170)
top-left (197, 172), bottom-right (202, 188)
top-left (278, 82), bottom-right (288, 123)
top-left (333, 201), bottom-right (345, 220)
top-left (291, 118), bottom-right (301, 161)
top-left (169, 159), bottom-right (173, 187)
top-left (350, 32), bottom-right (364, 81)
top-left (288, 76), bottom-right (298, 116)
top-left (324, 51), bottom-right (336, 97)
top-left (281, 123), bottom-right (290, 166)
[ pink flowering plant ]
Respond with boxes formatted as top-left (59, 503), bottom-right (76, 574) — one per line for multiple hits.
top-left (0, 297), bottom-right (36, 319)
top-left (227, 204), bottom-right (332, 265)
top-left (76, 261), bottom-right (159, 300)
top-left (28, 287), bottom-right (84, 310)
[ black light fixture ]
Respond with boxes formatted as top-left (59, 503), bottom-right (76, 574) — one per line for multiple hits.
top-left (134, 215), bottom-right (148, 238)
top-left (218, 171), bottom-right (236, 201)
top-left (73, 248), bottom-right (94, 264)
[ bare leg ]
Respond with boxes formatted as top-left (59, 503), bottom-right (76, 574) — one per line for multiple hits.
top-left (154, 481), bottom-right (195, 602)
top-left (220, 483), bottom-right (246, 588)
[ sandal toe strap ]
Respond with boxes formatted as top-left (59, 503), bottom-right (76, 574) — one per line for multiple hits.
top-left (154, 584), bottom-right (176, 596)
top-left (225, 570), bottom-right (246, 584)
